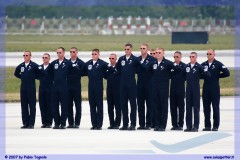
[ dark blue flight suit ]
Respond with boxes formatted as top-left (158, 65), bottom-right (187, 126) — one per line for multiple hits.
top-left (136, 54), bottom-right (155, 128)
top-left (83, 59), bottom-right (108, 129)
top-left (183, 63), bottom-right (211, 131)
top-left (14, 60), bottom-right (39, 128)
top-left (37, 64), bottom-right (53, 127)
top-left (116, 54), bottom-right (139, 129)
top-left (67, 58), bottom-right (85, 127)
top-left (104, 65), bottom-right (121, 128)
top-left (201, 59), bottom-right (230, 130)
top-left (151, 57), bottom-right (181, 131)
top-left (170, 61), bottom-right (186, 129)
top-left (48, 58), bottom-right (72, 128)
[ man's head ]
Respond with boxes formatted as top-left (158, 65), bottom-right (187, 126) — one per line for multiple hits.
top-left (92, 48), bottom-right (100, 61)
top-left (150, 49), bottom-right (156, 58)
top-left (155, 48), bottom-right (165, 60)
top-left (70, 47), bottom-right (78, 60)
top-left (207, 49), bottom-right (215, 62)
top-left (190, 52), bottom-right (197, 64)
top-left (57, 47), bottom-right (65, 60)
top-left (42, 53), bottom-right (50, 64)
top-left (23, 51), bottom-right (31, 63)
top-left (124, 43), bottom-right (133, 57)
top-left (173, 51), bottom-right (182, 64)
top-left (109, 53), bottom-right (117, 65)
top-left (140, 43), bottom-right (149, 56)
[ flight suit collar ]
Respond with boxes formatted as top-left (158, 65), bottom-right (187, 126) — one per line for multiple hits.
top-left (41, 63), bottom-right (49, 70)
top-left (125, 54), bottom-right (134, 60)
top-left (207, 58), bottom-right (216, 68)
top-left (69, 57), bottom-right (80, 64)
top-left (157, 57), bottom-right (165, 66)
top-left (57, 57), bottom-right (67, 68)
top-left (23, 60), bottom-right (33, 71)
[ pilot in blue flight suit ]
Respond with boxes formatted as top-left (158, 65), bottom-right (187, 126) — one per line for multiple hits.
top-left (48, 47), bottom-right (72, 129)
top-left (201, 49), bottom-right (230, 131)
top-left (136, 43), bottom-right (156, 130)
top-left (170, 51), bottom-right (186, 131)
top-left (151, 48), bottom-right (181, 131)
top-left (14, 51), bottom-right (39, 129)
top-left (83, 49), bottom-right (109, 130)
top-left (104, 53), bottom-right (121, 129)
top-left (37, 53), bottom-right (53, 128)
top-left (116, 43), bottom-right (139, 131)
top-left (67, 47), bottom-right (85, 129)
top-left (183, 52), bottom-right (211, 132)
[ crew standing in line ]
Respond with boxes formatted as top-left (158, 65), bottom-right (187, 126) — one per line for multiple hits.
top-left (67, 47), bottom-right (85, 129)
top-left (14, 51), bottom-right (39, 129)
top-left (151, 48), bottom-right (181, 131)
top-left (104, 53), bottom-right (121, 129)
top-left (49, 47), bottom-right (72, 129)
top-left (83, 49), bottom-right (109, 130)
top-left (201, 49), bottom-right (230, 131)
top-left (116, 43), bottom-right (139, 131)
top-left (183, 52), bottom-right (211, 132)
top-left (170, 51), bottom-right (186, 131)
top-left (136, 43), bottom-right (155, 130)
top-left (37, 53), bottom-right (53, 128)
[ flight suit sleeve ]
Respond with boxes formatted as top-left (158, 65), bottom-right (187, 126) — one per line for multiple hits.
top-left (219, 62), bottom-right (230, 78)
top-left (47, 62), bottom-right (54, 75)
top-left (115, 58), bottom-right (122, 73)
top-left (34, 63), bottom-right (41, 79)
top-left (182, 66), bottom-right (187, 78)
top-left (81, 62), bottom-right (88, 76)
top-left (199, 65), bottom-right (211, 78)
top-left (78, 60), bottom-right (85, 77)
top-left (14, 64), bottom-right (21, 79)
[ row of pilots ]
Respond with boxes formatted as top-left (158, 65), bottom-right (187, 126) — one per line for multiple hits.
top-left (14, 44), bottom-right (230, 132)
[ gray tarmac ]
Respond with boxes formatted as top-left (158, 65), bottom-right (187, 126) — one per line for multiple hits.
top-left (5, 97), bottom-right (237, 155)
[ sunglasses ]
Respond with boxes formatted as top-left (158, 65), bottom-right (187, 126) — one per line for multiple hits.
top-left (207, 53), bottom-right (212, 55)
top-left (109, 58), bottom-right (115, 60)
top-left (140, 48), bottom-right (146, 50)
top-left (42, 57), bottom-right (48, 59)
top-left (150, 53), bottom-right (155, 55)
top-left (189, 56), bottom-right (195, 58)
top-left (174, 56), bottom-right (179, 58)
top-left (57, 52), bottom-right (62, 54)
top-left (92, 53), bottom-right (98, 55)
top-left (125, 48), bottom-right (130, 51)
top-left (70, 51), bottom-right (76, 53)
top-left (23, 55), bottom-right (29, 57)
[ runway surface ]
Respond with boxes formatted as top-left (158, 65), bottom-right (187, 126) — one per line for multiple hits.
top-left (5, 97), bottom-right (237, 157)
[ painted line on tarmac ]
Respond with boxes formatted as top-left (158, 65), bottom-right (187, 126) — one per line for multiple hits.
top-left (150, 132), bottom-right (232, 153)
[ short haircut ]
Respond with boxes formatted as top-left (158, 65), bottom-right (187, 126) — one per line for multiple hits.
top-left (125, 43), bottom-right (133, 48)
top-left (157, 47), bottom-right (165, 51)
top-left (58, 47), bottom-right (65, 52)
top-left (92, 48), bottom-right (100, 53)
top-left (141, 43), bottom-right (149, 49)
top-left (174, 51), bottom-right (182, 55)
top-left (70, 47), bottom-right (78, 51)
top-left (150, 49), bottom-right (155, 52)
top-left (110, 53), bottom-right (117, 58)
top-left (24, 50), bottom-right (31, 56)
top-left (208, 48), bottom-right (215, 52)
top-left (190, 52), bottom-right (197, 56)
top-left (43, 53), bottom-right (50, 58)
